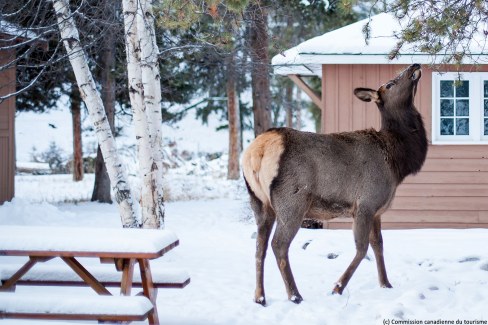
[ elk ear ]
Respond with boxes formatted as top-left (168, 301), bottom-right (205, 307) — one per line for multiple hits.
top-left (354, 88), bottom-right (379, 102)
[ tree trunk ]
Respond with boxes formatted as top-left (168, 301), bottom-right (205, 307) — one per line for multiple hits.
top-left (52, 0), bottom-right (138, 228)
top-left (92, 17), bottom-right (116, 203)
top-left (248, 3), bottom-right (272, 137)
top-left (226, 52), bottom-right (240, 180)
top-left (121, 0), bottom-right (165, 228)
top-left (70, 86), bottom-right (83, 181)
top-left (296, 87), bottom-right (302, 130)
top-left (285, 83), bottom-right (293, 128)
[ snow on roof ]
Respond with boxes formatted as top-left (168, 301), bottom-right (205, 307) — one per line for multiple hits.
top-left (0, 19), bottom-right (40, 41)
top-left (272, 12), bottom-right (488, 76)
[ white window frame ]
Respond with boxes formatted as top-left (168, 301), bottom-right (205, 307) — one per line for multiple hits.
top-left (432, 72), bottom-right (488, 145)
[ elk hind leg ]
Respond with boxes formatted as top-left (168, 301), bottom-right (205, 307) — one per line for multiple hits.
top-left (271, 202), bottom-right (307, 304)
top-left (333, 208), bottom-right (373, 295)
top-left (369, 215), bottom-right (392, 288)
top-left (251, 195), bottom-right (276, 306)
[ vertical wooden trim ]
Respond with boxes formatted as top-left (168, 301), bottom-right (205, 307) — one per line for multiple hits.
top-left (138, 259), bottom-right (159, 325)
top-left (321, 64), bottom-right (327, 133)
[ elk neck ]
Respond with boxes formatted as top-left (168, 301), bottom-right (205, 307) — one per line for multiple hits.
top-left (379, 106), bottom-right (428, 183)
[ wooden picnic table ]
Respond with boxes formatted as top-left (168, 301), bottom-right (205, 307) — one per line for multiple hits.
top-left (0, 225), bottom-right (182, 324)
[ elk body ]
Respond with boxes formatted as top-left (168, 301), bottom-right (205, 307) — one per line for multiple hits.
top-left (242, 64), bottom-right (427, 305)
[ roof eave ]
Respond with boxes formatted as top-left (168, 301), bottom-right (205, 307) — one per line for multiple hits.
top-left (273, 53), bottom-right (488, 76)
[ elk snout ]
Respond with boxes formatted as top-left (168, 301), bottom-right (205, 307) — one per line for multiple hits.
top-left (410, 64), bottom-right (421, 80)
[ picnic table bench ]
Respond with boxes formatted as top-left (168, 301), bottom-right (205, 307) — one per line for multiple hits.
top-left (0, 225), bottom-right (190, 324)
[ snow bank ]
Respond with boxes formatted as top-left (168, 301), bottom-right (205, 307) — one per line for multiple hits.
top-left (1, 198), bottom-right (488, 324)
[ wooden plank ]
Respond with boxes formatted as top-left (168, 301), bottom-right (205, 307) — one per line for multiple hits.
top-left (338, 65), bottom-right (352, 133)
top-left (61, 257), bottom-right (111, 295)
top-left (0, 312), bottom-right (151, 322)
top-left (390, 196), bottom-right (488, 211)
top-left (323, 210), bottom-right (481, 224)
top-left (404, 171), bottom-right (488, 184)
top-left (0, 259), bottom-right (37, 291)
top-left (323, 65), bottom-right (339, 133)
top-left (288, 75), bottom-right (322, 108)
top-left (138, 259), bottom-right (159, 325)
top-left (421, 158), bottom-right (488, 172)
top-left (396, 183), bottom-right (488, 197)
top-left (120, 258), bottom-right (135, 296)
top-left (426, 146), bottom-right (488, 159)
top-left (478, 211), bottom-right (488, 223)
top-left (382, 210), bottom-right (480, 223)
top-left (0, 294), bottom-right (153, 322)
top-left (324, 221), bottom-right (488, 230)
top-left (3, 277), bottom-right (190, 289)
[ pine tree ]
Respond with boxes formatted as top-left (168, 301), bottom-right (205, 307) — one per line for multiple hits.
top-left (381, 0), bottom-right (488, 65)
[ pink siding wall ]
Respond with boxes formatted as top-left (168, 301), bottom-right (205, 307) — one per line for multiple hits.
top-left (320, 64), bottom-right (488, 229)
top-left (0, 47), bottom-right (16, 204)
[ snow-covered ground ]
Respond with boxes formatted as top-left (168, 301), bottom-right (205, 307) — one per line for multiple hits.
top-left (2, 176), bottom-right (488, 325)
top-left (4, 105), bottom-right (488, 324)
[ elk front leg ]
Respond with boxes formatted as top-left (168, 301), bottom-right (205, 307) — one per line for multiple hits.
top-left (254, 205), bottom-right (276, 306)
top-left (271, 208), bottom-right (305, 304)
top-left (369, 215), bottom-right (392, 288)
top-left (333, 209), bottom-right (373, 295)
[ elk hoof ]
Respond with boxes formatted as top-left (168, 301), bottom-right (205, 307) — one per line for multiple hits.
top-left (381, 282), bottom-right (393, 289)
top-left (290, 294), bottom-right (303, 304)
top-left (332, 282), bottom-right (344, 295)
top-left (254, 296), bottom-right (266, 306)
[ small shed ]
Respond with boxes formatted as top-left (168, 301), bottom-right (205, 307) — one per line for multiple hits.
top-left (0, 21), bottom-right (45, 204)
top-left (272, 13), bottom-right (488, 229)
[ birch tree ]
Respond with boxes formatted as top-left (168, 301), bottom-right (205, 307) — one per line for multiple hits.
top-left (52, 0), bottom-right (138, 228)
top-left (121, 0), bottom-right (165, 229)
top-left (136, 0), bottom-right (165, 229)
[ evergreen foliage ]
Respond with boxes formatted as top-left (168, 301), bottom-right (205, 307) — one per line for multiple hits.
top-left (379, 0), bottom-right (488, 65)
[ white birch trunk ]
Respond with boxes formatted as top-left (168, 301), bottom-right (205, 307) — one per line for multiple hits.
top-left (52, 0), bottom-right (138, 228)
top-left (136, 0), bottom-right (165, 229)
top-left (121, 0), bottom-right (162, 229)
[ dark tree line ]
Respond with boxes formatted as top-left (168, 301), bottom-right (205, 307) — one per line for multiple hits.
top-left (1, 0), bottom-right (373, 195)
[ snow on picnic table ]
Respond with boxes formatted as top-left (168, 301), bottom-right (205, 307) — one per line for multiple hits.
top-left (1, 197), bottom-right (488, 325)
top-left (0, 226), bottom-right (178, 255)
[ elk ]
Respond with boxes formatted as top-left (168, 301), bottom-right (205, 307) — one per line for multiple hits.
top-left (242, 64), bottom-right (427, 305)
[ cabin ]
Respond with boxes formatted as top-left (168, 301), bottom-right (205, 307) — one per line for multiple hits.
top-left (272, 13), bottom-right (488, 229)
top-left (0, 20), bottom-right (45, 204)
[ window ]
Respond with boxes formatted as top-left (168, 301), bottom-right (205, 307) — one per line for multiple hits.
top-left (432, 72), bottom-right (488, 144)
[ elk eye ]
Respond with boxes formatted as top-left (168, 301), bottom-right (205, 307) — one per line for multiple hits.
top-left (385, 82), bottom-right (394, 89)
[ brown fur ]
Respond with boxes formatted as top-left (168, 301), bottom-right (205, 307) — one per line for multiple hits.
top-left (243, 64), bottom-right (428, 305)
top-left (241, 130), bottom-right (284, 206)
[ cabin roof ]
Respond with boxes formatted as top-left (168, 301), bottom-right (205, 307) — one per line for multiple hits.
top-left (272, 12), bottom-right (488, 76)
top-left (0, 19), bottom-right (41, 40)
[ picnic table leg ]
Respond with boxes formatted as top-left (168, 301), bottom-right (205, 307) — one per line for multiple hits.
top-left (61, 257), bottom-right (111, 295)
top-left (138, 259), bottom-right (159, 325)
top-left (120, 258), bottom-right (135, 296)
top-left (0, 256), bottom-right (53, 291)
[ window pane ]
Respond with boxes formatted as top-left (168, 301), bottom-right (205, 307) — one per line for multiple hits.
top-left (440, 80), bottom-right (454, 97)
top-left (485, 99), bottom-right (488, 117)
top-left (456, 99), bottom-right (469, 116)
top-left (441, 118), bottom-right (454, 135)
top-left (441, 99), bottom-right (454, 116)
top-left (456, 118), bottom-right (469, 135)
top-left (484, 81), bottom-right (488, 97)
top-left (455, 80), bottom-right (469, 97)
top-left (485, 119), bottom-right (488, 135)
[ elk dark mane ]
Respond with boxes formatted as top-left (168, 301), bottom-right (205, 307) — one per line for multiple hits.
top-left (381, 105), bottom-right (428, 183)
